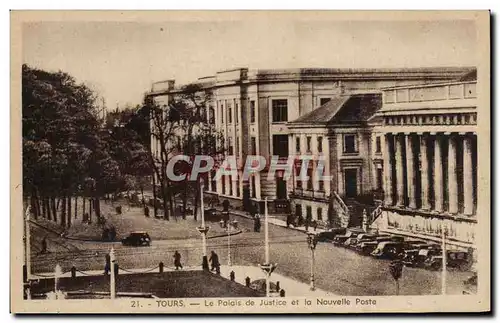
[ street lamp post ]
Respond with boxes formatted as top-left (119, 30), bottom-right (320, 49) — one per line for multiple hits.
top-left (259, 198), bottom-right (277, 297)
top-left (110, 247), bottom-right (116, 299)
top-left (220, 214), bottom-right (237, 267)
top-left (197, 181), bottom-right (210, 270)
top-left (307, 232), bottom-right (319, 291)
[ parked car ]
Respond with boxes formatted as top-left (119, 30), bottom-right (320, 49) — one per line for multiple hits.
top-left (316, 228), bottom-right (347, 242)
top-left (356, 235), bottom-right (401, 255)
top-left (204, 208), bottom-right (219, 222)
top-left (370, 241), bottom-right (405, 259)
top-left (344, 233), bottom-right (377, 249)
top-left (333, 228), bottom-right (365, 246)
top-left (121, 231), bottom-right (151, 247)
top-left (401, 243), bottom-right (440, 267)
top-left (423, 250), bottom-right (471, 271)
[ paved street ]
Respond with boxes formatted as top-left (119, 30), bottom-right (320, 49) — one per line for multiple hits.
top-left (31, 213), bottom-right (472, 296)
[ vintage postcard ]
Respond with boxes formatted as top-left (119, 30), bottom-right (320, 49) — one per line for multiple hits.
top-left (11, 10), bottom-right (490, 313)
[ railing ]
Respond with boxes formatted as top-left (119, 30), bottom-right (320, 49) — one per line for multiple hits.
top-left (370, 203), bottom-right (383, 224)
top-left (333, 191), bottom-right (349, 214)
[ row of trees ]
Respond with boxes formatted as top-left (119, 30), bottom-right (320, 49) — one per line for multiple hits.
top-left (23, 64), bottom-right (227, 228)
top-left (22, 64), bottom-right (151, 227)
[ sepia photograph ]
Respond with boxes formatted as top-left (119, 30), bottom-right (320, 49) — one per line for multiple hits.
top-left (10, 10), bottom-right (490, 313)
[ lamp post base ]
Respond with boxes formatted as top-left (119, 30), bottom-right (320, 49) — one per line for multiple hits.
top-left (202, 255), bottom-right (209, 271)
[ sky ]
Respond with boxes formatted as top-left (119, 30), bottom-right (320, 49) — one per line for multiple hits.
top-left (22, 18), bottom-right (477, 110)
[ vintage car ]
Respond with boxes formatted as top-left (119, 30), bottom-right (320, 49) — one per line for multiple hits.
top-left (370, 241), bottom-right (406, 259)
top-left (344, 233), bottom-right (378, 249)
top-left (423, 250), bottom-right (471, 271)
top-left (401, 243), bottom-right (440, 267)
top-left (356, 235), bottom-right (403, 255)
top-left (204, 208), bottom-right (219, 222)
top-left (316, 228), bottom-right (347, 243)
top-left (121, 231), bottom-right (151, 247)
top-left (333, 228), bottom-right (366, 246)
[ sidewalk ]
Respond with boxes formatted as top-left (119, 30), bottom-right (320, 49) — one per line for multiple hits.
top-left (214, 206), bottom-right (329, 235)
top-left (219, 265), bottom-right (335, 297)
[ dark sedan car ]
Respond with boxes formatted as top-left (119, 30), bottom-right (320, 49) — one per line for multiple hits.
top-left (121, 231), bottom-right (151, 246)
top-left (316, 228), bottom-right (347, 242)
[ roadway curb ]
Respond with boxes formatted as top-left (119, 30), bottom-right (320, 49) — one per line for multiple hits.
top-left (226, 210), bottom-right (316, 235)
top-left (207, 229), bottom-right (243, 240)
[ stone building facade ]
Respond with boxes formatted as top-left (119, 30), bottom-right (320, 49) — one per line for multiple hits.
top-left (372, 78), bottom-right (478, 249)
top-left (147, 66), bottom-right (475, 217)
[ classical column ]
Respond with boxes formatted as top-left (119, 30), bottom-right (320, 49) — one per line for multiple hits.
top-left (383, 134), bottom-right (394, 206)
top-left (323, 136), bottom-right (331, 196)
top-left (447, 134), bottom-right (458, 214)
top-left (463, 135), bottom-right (474, 215)
top-left (420, 134), bottom-right (431, 210)
top-left (395, 134), bottom-right (405, 207)
top-left (405, 134), bottom-right (417, 209)
top-left (434, 135), bottom-right (444, 213)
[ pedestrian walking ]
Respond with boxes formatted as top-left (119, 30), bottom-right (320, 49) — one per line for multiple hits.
top-left (254, 214), bottom-right (261, 232)
top-left (286, 213), bottom-right (293, 228)
top-left (209, 251), bottom-right (220, 274)
top-left (173, 251), bottom-right (183, 270)
top-left (104, 253), bottom-right (111, 275)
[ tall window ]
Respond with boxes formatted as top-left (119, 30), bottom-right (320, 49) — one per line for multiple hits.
top-left (209, 107), bottom-right (215, 124)
top-left (228, 138), bottom-right (233, 155)
top-left (317, 136), bottom-right (323, 152)
top-left (272, 99), bottom-right (288, 122)
top-left (273, 135), bottom-right (289, 158)
top-left (306, 136), bottom-right (312, 152)
top-left (229, 177), bottom-right (233, 196)
top-left (235, 103), bottom-right (239, 124)
top-left (250, 100), bottom-right (256, 123)
top-left (317, 207), bottom-right (323, 221)
top-left (295, 204), bottom-right (302, 217)
top-left (306, 206), bottom-right (312, 220)
top-left (228, 106), bottom-right (232, 124)
top-left (220, 104), bottom-right (224, 124)
top-left (251, 176), bottom-right (256, 198)
top-left (296, 137), bottom-right (301, 153)
top-left (222, 175), bottom-right (226, 195)
top-left (296, 171), bottom-right (302, 189)
top-left (375, 136), bottom-right (382, 153)
top-left (376, 168), bottom-right (383, 190)
top-left (344, 134), bottom-right (357, 153)
top-left (251, 137), bottom-right (257, 155)
top-left (235, 136), bottom-right (239, 156)
top-left (307, 167), bottom-right (313, 190)
top-left (319, 179), bottom-right (324, 192)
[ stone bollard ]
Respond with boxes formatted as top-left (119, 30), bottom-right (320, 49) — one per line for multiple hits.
top-left (159, 262), bottom-right (164, 273)
top-left (280, 289), bottom-right (285, 297)
top-left (245, 276), bottom-right (251, 287)
top-left (113, 263), bottom-right (119, 277)
top-left (230, 271), bottom-right (235, 281)
top-left (71, 266), bottom-right (76, 278)
top-left (276, 281), bottom-right (280, 292)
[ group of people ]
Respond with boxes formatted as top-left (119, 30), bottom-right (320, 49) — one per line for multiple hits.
top-left (172, 250), bottom-right (221, 274)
